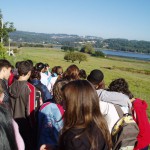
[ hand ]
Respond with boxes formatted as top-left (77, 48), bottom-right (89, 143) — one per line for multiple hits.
top-left (40, 144), bottom-right (53, 150)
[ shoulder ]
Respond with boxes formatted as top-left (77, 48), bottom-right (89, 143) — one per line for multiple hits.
top-left (39, 102), bottom-right (64, 117)
top-left (133, 98), bottom-right (148, 109)
top-left (61, 129), bottom-right (89, 150)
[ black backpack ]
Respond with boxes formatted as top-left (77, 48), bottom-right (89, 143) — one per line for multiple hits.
top-left (111, 105), bottom-right (139, 150)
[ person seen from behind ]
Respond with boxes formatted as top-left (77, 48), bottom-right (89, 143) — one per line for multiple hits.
top-left (87, 69), bottom-right (132, 132)
top-left (59, 80), bottom-right (112, 150)
top-left (9, 60), bottom-right (35, 150)
top-left (38, 80), bottom-right (69, 150)
top-left (108, 78), bottom-right (150, 150)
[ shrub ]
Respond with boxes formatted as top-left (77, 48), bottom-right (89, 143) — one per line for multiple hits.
top-left (92, 51), bottom-right (105, 57)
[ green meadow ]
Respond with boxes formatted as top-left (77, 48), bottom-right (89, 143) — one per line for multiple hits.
top-left (6, 47), bottom-right (150, 118)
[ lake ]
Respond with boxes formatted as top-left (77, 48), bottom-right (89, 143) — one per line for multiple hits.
top-left (97, 49), bottom-right (150, 61)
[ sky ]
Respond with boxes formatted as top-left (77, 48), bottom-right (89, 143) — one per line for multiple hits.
top-left (0, 0), bottom-right (150, 41)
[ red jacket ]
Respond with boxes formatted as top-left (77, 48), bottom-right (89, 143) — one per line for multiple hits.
top-left (132, 98), bottom-right (150, 150)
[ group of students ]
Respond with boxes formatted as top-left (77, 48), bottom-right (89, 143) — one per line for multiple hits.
top-left (0, 59), bottom-right (150, 150)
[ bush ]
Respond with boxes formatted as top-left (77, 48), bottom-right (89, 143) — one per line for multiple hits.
top-left (13, 48), bottom-right (20, 53)
top-left (92, 51), bottom-right (105, 57)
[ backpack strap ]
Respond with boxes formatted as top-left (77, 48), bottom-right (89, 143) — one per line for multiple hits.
top-left (114, 104), bottom-right (132, 118)
top-left (114, 105), bottom-right (124, 118)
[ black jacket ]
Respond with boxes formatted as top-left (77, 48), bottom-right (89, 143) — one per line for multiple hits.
top-left (59, 123), bottom-right (109, 150)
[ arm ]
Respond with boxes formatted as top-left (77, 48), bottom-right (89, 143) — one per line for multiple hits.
top-left (98, 90), bottom-right (132, 108)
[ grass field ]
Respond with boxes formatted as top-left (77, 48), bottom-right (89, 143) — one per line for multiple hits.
top-left (6, 47), bottom-right (150, 118)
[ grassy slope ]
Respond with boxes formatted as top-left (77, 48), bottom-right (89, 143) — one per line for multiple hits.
top-left (6, 47), bottom-right (150, 117)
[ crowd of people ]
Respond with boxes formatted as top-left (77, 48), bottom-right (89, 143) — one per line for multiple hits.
top-left (0, 59), bottom-right (150, 150)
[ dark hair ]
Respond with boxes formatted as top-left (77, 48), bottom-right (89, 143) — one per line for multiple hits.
top-left (87, 69), bottom-right (105, 89)
top-left (61, 80), bottom-right (112, 149)
top-left (26, 60), bottom-right (33, 67)
top-left (79, 69), bottom-right (87, 79)
top-left (51, 66), bottom-right (57, 74)
top-left (108, 78), bottom-right (133, 99)
top-left (0, 105), bottom-right (18, 150)
top-left (45, 63), bottom-right (49, 67)
top-left (87, 69), bottom-right (104, 85)
top-left (30, 67), bottom-right (41, 80)
top-left (15, 61), bottom-right (21, 69)
top-left (62, 64), bottom-right (80, 81)
top-left (18, 61), bottom-right (33, 76)
top-left (35, 62), bottom-right (46, 72)
top-left (56, 66), bottom-right (63, 75)
top-left (0, 59), bottom-right (11, 71)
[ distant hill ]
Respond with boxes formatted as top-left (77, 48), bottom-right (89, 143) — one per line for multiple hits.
top-left (9, 31), bottom-right (150, 54)
top-left (9, 31), bottom-right (103, 46)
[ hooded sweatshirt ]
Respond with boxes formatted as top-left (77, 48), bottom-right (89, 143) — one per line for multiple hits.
top-left (9, 80), bottom-right (37, 150)
top-left (132, 98), bottom-right (150, 150)
top-left (9, 80), bottom-right (30, 119)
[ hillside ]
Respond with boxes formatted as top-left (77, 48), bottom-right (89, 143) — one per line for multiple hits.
top-left (9, 31), bottom-right (150, 54)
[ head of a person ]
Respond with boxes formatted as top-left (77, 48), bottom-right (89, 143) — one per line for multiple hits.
top-left (63, 64), bottom-right (80, 81)
top-left (108, 78), bottom-right (133, 99)
top-left (79, 69), bottom-right (87, 79)
top-left (15, 61), bottom-right (21, 69)
top-left (26, 60), bottom-right (34, 68)
top-left (51, 66), bottom-right (57, 74)
top-left (35, 62), bottom-right (46, 73)
top-left (56, 66), bottom-right (63, 76)
top-left (30, 67), bottom-right (41, 80)
top-left (0, 59), bottom-right (12, 80)
top-left (18, 61), bottom-right (33, 79)
top-left (87, 69), bottom-right (105, 90)
top-left (62, 80), bottom-right (112, 149)
top-left (0, 105), bottom-right (18, 150)
top-left (53, 79), bottom-right (69, 105)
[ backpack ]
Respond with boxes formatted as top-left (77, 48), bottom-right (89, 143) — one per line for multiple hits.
top-left (111, 105), bottom-right (139, 150)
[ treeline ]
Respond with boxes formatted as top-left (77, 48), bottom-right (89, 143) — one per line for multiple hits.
top-left (101, 39), bottom-right (150, 54)
top-left (9, 31), bottom-right (150, 54)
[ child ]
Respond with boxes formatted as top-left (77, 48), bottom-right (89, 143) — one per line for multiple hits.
top-left (9, 60), bottom-right (35, 150)
top-left (108, 78), bottom-right (150, 150)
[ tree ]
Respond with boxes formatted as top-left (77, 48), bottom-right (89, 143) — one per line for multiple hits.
top-left (76, 52), bottom-right (87, 63)
top-left (80, 43), bottom-right (95, 54)
top-left (0, 9), bottom-right (16, 44)
top-left (0, 43), bottom-right (6, 59)
top-left (64, 52), bottom-right (87, 63)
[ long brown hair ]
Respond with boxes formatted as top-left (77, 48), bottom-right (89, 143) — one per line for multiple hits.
top-left (61, 80), bottom-right (112, 149)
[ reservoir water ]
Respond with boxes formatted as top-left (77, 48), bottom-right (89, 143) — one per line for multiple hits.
top-left (98, 49), bottom-right (150, 61)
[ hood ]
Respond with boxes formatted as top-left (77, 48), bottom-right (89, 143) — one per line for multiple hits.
top-left (9, 80), bottom-right (29, 99)
top-left (133, 98), bottom-right (148, 109)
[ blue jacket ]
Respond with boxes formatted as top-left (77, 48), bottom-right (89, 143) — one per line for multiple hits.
top-left (38, 102), bottom-right (64, 149)
top-left (30, 79), bottom-right (52, 102)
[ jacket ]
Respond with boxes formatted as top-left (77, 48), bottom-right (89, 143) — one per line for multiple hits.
top-left (30, 79), bottom-right (52, 102)
top-left (9, 80), bottom-right (30, 119)
top-left (38, 102), bottom-right (64, 149)
top-left (59, 122), bottom-right (109, 150)
top-left (132, 98), bottom-right (150, 150)
top-left (0, 79), bottom-right (10, 104)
